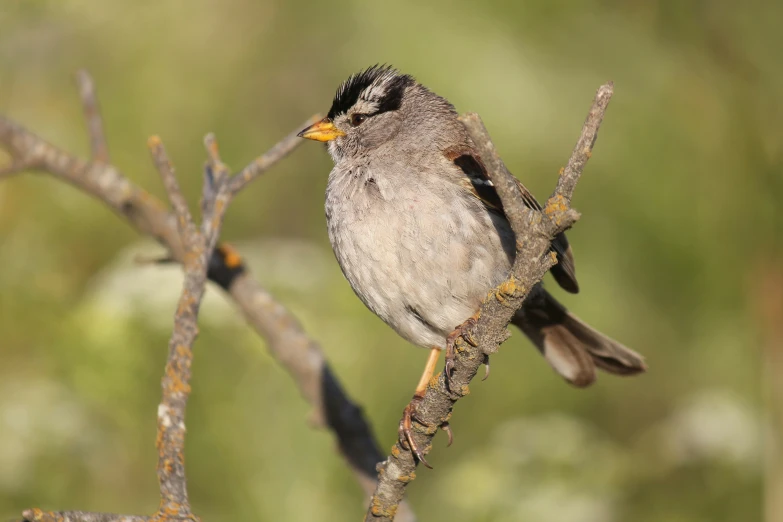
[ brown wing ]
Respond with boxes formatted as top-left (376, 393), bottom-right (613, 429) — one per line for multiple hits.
top-left (444, 145), bottom-right (579, 294)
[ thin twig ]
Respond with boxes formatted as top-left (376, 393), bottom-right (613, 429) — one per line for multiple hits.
top-left (363, 82), bottom-right (614, 521)
top-left (149, 137), bottom-right (196, 247)
top-left (227, 114), bottom-right (321, 197)
top-left (76, 69), bottom-right (110, 163)
top-left (146, 138), bottom-right (204, 520)
top-left (462, 115), bottom-right (538, 241)
top-left (0, 158), bottom-right (35, 178)
top-left (22, 510), bottom-right (148, 522)
top-left (554, 82), bottom-right (614, 204)
top-left (200, 134), bottom-right (233, 253)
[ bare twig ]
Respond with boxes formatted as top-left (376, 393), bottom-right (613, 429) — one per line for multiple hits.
top-left (226, 114), bottom-right (321, 198)
top-left (363, 83), bottom-right (614, 521)
top-left (554, 82), bottom-right (614, 204)
top-left (21, 136), bottom-right (227, 522)
top-left (150, 138), bottom-right (196, 242)
top-left (461, 113), bottom-right (536, 241)
top-left (0, 158), bottom-right (36, 178)
top-left (22, 510), bottom-right (148, 522)
top-left (76, 69), bottom-right (110, 163)
top-left (200, 135), bottom-right (233, 254)
top-left (147, 138), bottom-right (203, 519)
top-left (2, 71), bottom-right (409, 521)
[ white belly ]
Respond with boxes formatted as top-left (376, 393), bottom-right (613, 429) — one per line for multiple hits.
top-left (325, 167), bottom-right (513, 349)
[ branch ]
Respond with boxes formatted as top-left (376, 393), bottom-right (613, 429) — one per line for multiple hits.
top-left (21, 511), bottom-right (148, 522)
top-left (554, 82), bottom-right (614, 204)
top-left (147, 138), bottom-right (202, 519)
top-left (363, 82), bottom-right (614, 521)
top-left (0, 158), bottom-right (37, 178)
top-left (75, 69), bottom-right (110, 163)
top-left (227, 115), bottom-right (321, 198)
top-left (3, 71), bottom-right (412, 521)
top-left (23, 135), bottom-right (228, 522)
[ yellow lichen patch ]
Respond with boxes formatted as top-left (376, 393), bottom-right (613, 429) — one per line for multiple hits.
top-left (583, 147), bottom-right (592, 157)
top-left (497, 277), bottom-right (517, 297)
top-left (461, 384), bottom-right (471, 396)
top-left (206, 138), bottom-right (220, 160)
top-left (154, 502), bottom-right (184, 521)
top-left (558, 167), bottom-right (565, 175)
top-left (156, 426), bottom-right (165, 451)
top-left (175, 344), bottom-right (192, 359)
top-left (391, 444), bottom-right (402, 457)
top-left (371, 497), bottom-right (398, 518)
top-left (544, 194), bottom-right (568, 216)
top-left (420, 423), bottom-right (438, 435)
top-left (176, 294), bottom-right (197, 316)
top-left (397, 471), bottom-right (417, 483)
top-left (182, 250), bottom-right (200, 269)
top-left (147, 135), bottom-right (162, 149)
top-left (427, 373), bottom-right (441, 390)
top-left (213, 199), bottom-right (226, 219)
top-left (166, 364), bottom-right (192, 395)
top-left (549, 251), bottom-right (558, 264)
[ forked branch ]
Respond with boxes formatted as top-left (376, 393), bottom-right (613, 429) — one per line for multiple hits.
top-left (363, 83), bottom-right (614, 522)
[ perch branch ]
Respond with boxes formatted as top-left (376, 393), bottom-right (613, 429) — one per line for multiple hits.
top-left (2, 71), bottom-right (412, 521)
top-left (363, 82), bottom-right (614, 522)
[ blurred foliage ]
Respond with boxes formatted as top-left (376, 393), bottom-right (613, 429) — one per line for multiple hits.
top-left (1, 0), bottom-right (780, 520)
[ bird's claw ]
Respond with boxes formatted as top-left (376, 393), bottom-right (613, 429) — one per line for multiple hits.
top-left (398, 396), bottom-right (457, 467)
top-left (398, 395), bottom-right (432, 468)
top-left (444, 315), bottom-right (479, 389)
top-left (440, 421), bottom-right (454, 447)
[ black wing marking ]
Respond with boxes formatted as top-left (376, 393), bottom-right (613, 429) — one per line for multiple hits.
top-left (446, 146), bottom-right (580, 294)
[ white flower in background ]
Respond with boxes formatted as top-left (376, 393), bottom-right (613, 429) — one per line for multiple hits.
top-left (0, 379), bottom-right (96, 492)
top-left (655, 389), bottom-right (760, 470)
top-left (509, 484), bottom-right (615, 522)
top-left (438, 413), bottom-right (621, 522)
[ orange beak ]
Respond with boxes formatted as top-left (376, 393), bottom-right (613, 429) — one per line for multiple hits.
top-left (297, 118), bottom-right (346, 142)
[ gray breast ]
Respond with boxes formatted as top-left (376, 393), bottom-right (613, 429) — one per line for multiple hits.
top-left (325, 162), bottom-right (514, 349)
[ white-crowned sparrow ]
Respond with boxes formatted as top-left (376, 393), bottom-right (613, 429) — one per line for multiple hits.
top-left (299, 65), bottom-right (646, 466)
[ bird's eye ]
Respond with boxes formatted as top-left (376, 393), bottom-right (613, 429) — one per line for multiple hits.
top-left (350, 113), bottom-right (368, 126)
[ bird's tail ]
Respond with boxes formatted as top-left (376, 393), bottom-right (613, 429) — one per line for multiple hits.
top-left (512, 290), bottom-right (646, 387)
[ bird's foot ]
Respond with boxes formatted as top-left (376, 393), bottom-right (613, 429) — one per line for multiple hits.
top-left (398, 395), bottom-right (453, 468)
top-left (398, 394), bottom-right (431, 468)
top-left (444, 313), bottom-right (480, 389)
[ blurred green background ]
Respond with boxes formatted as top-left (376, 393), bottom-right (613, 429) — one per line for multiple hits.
top-left (1, 0), bottom-right (781, 520)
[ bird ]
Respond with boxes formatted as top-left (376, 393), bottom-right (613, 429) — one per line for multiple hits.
top-left (298, 65), bottom-right (646, 467)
